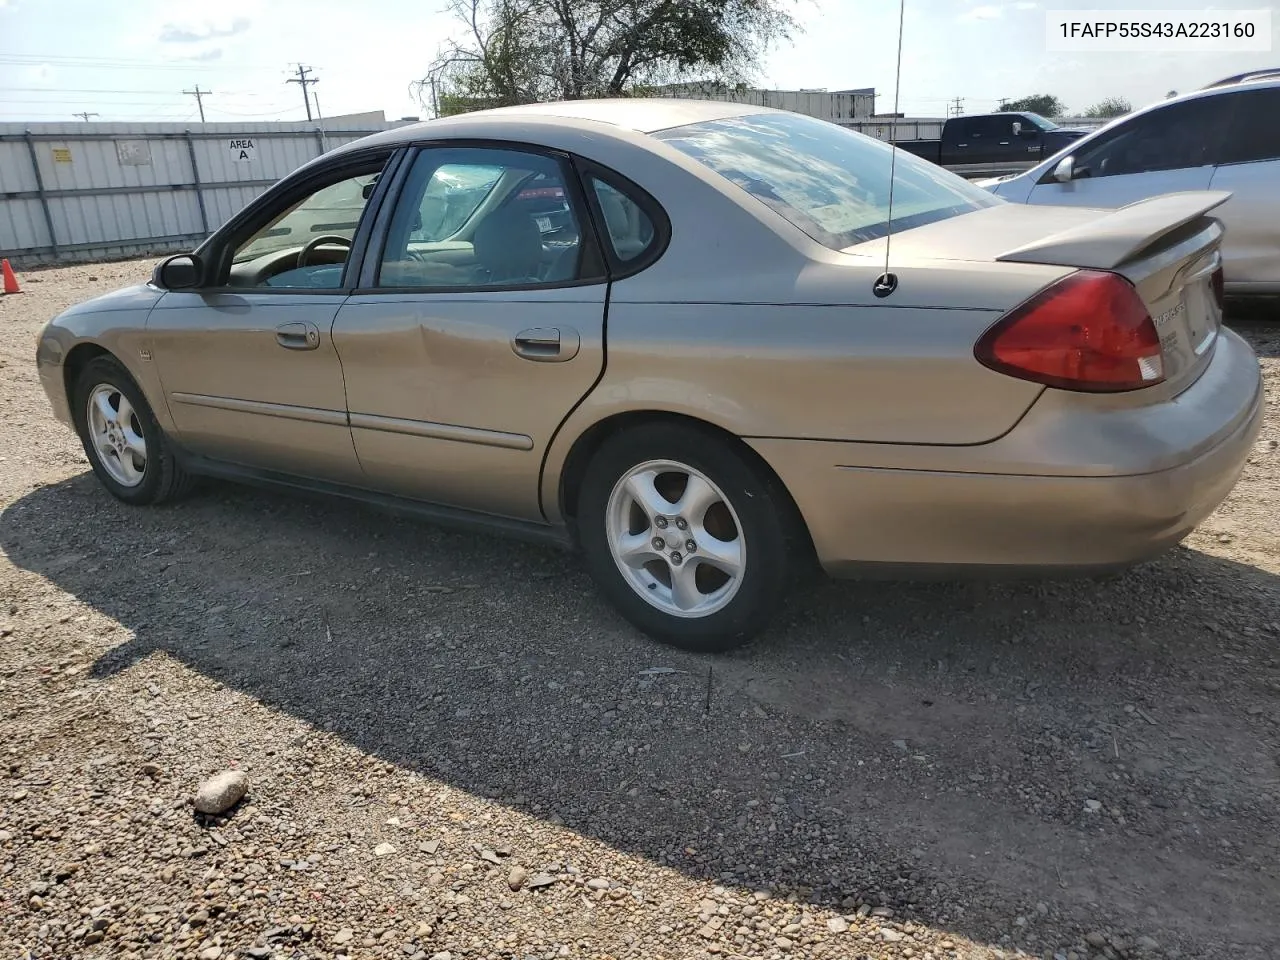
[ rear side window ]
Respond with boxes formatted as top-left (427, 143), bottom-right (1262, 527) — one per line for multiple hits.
top-left (590, 178), bottom-right (656, 263)
top-left (1218, 87), bottom-right (1280, 164)
top-left (651, 111), bottom-right (1001, 250)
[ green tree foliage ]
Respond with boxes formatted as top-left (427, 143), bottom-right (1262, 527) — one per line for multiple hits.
top-left (419, 0), bottom-right (796, 114)
top-left (1084, 96), bottom-right (1132, 118)
top-left (1000, 94), bottom-right (1066, 117)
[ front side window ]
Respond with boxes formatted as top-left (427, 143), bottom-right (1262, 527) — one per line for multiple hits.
top-left (1022, 113), bottom-right (1059, 131)
top-left (651, 112), bottom-right (1001, 250)
top-left (378, 148), bottom-right (584, 289)
top-left (229, 163), bottom-right (385, 288)
top-left (963, 116), bottom-right (1002, 140)
top-left (1070, 97), bottom-right (1228, 178)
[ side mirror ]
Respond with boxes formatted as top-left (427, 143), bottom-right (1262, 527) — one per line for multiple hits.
top-left (1052, 156), bottom-right (1076, 183)
top-left (153, 253), bottom-right (203, 290)
top-left (1011, 121), bottom-right (1022, 137)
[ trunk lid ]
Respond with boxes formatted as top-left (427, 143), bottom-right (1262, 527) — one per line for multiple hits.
top-left (846, 191), bottom-right (1230, 393)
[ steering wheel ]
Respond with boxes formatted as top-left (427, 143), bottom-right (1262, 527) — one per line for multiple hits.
top-left (297, 235), bottom-right (351, 269)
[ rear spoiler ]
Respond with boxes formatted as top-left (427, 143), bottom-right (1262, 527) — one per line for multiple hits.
top-left (995, 191), bottom-right (1230, 270)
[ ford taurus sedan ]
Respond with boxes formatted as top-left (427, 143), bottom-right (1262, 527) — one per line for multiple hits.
top-left (35, 99), bottom-right (1264, 651)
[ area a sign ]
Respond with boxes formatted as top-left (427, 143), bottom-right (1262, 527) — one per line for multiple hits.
top-left (228, 138), bottom-right (257, 162)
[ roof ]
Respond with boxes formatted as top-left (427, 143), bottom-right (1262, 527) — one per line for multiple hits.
top-left (339, 97), bottom-right (777, 153)
top-left (1202, 67), bottom-right (1280, 88)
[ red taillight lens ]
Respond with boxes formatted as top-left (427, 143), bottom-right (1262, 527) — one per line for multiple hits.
top-left (1211, 265), bottom-right (1225, 312)
top-left (975, 270), bottom-right (1164, 392)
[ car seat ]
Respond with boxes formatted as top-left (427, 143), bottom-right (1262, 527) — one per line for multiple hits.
top-left (473, 206), bottom-right (545, 284)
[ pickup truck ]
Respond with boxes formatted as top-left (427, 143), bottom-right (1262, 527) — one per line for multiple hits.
top-left (894, 112), bottom-right (1088, 171)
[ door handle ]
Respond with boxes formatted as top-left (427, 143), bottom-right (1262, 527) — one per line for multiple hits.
top-left (276, 321), bottom-right (320, 351)
top-left (512, 327), bottom-right (580, 362)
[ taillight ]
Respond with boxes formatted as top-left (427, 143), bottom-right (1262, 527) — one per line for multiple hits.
top-left (975, 270), bottom-right (1164, 392)
top-left (1211, 265), bottom-right (1225, 312)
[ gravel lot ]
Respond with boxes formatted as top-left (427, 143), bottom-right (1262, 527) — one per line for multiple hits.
top-left (1, 260), bottom-right (1278, 960)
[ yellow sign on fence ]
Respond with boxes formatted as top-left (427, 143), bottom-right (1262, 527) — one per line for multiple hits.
top-left (51, 147), bottom-right (72, 163)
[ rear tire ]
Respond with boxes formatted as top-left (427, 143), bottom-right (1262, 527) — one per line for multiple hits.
top-left (577, 421), bottom-right (801, 652)
top-left (71, 356), bottom-right (194, 506)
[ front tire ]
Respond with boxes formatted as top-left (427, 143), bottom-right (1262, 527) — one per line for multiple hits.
top-left (577, 422), bottom-right (801, 652)
top-left (71, 356), bottom-right (193, 506)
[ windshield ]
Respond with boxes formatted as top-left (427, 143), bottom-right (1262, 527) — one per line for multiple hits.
top-left (651, 112), bottom-right (1002, 250)
top-left (1023, 113), bottom-right (1059, 131)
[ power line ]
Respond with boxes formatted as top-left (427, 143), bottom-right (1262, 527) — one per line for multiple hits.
top-left (285, 63), bottom-right (318, 121)
top-left (0, 53), bottom-right (286, 73)
top-left (0, 86), bottom-right (278, 97)
top-left (183, 85), bottom-right (211, 122)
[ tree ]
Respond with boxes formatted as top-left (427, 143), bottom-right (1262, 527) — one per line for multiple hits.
top-left (418, 0), bottom-right (796, 115)
top-left (1000, 94), bottom-right (1065, 117)
top-left (1084, 96), bottom-right (1132, 118)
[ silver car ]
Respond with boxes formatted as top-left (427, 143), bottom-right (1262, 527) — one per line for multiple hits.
top-left (980, 74), bottom-right (1280, 299)
top-left (35, 99), bottom-right (1264, 652)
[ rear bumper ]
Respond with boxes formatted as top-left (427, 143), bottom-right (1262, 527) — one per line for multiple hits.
top-left (749, 328), bottom-right (1264, 576)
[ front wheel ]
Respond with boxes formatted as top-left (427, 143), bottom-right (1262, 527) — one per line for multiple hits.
top-left (71, 355), bottom-right (194, 506)
top-left (577, 422), bottom-right (801, 652)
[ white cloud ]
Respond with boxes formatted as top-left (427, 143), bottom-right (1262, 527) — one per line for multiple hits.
top-left (24, 63), bottom-right (54, 84)
top-left (159, 16), bottom-right (251, 44)
top-left (1014, 1), bottom-right (1039, 8)
top-left (960, 5), bottom-right (1003, 21)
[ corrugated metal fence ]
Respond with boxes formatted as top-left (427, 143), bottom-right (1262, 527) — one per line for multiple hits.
top-left (0, 118), bottom-right (398, 268)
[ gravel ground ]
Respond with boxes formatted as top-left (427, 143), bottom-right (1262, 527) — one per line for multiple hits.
top-left (1, 260), bottom-right (1278, 960)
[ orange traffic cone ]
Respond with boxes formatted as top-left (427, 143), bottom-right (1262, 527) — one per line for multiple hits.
top-left (1, 259), bottom-right (20, 295)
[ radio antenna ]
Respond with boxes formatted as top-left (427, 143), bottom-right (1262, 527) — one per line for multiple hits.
top-left (874, 0), bottom-right (907, 299)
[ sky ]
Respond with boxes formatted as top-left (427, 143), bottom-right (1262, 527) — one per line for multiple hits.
top-left (1, 0), bottom-right (1278, 124)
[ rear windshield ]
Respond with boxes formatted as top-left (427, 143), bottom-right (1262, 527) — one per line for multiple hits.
top-left (650, 112), bottom-right (1002, 249)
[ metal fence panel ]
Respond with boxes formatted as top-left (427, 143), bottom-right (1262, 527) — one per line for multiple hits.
top-left (0, 118), bottom-right (400, 267)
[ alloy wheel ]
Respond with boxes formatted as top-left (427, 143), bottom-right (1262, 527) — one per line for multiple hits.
top-left (86, 383), bottom-right (147, 487)
top-left (604, 459), bottom-right (746, 618)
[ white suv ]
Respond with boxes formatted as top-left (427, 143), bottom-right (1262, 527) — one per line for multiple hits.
top-left (980, 72), bottom-right (1280, 300)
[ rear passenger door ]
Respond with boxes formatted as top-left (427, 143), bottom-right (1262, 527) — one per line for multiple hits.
top-left (946, 116), bottom-right (1000, 166)
top-left (1208, 86), bottom-right (1280, 293)
top-left (330, 144), bottom-right (611, 522)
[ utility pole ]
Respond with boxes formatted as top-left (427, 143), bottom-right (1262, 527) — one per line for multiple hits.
top-left (286, 64), bottom-right (318, 121)
top-left (949, 97), bottom-right (965, 117)
top-left (183, 85), bottom-right (211, 122)
top-left (73, 111), bottom-right (99, 121)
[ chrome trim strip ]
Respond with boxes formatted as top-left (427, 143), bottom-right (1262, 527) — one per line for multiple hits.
top-left (349, 412), bottom-right (533, 451)
top-left (169, 392), bottom-right (348, 427)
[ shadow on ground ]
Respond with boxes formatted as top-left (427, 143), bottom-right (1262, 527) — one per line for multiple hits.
top-left (3, 469), bottom-right (1279, 956)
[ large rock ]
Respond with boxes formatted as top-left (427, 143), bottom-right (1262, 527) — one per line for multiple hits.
top-left (193, 770), bottom-right (249, 815)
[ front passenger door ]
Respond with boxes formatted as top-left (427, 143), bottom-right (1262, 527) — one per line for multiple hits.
top-left (148, 153), bottom-right (396, 483)
top-left (1025, 97), bottom-right (1228, 209)
top-left (332, 145), bottom-right (610, 521)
